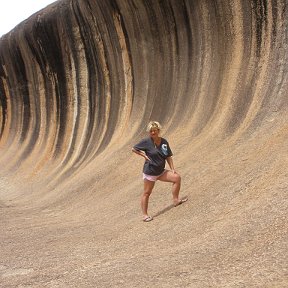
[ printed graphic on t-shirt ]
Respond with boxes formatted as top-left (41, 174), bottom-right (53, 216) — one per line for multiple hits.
top-left (161, 144), bottom-right (168, 156)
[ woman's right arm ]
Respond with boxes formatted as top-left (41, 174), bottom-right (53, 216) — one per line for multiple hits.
top-left (132, 148), bottom-right (151, 161)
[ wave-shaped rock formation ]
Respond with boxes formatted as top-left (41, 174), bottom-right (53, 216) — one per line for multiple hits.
top-left (0, 0), bottom-right (287, 287)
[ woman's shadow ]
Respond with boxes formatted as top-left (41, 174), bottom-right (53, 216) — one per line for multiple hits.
top-left (153, 196), bottom-right (188, 218)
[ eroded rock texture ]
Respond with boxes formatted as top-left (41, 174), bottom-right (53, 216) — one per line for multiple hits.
top-left (0, 0), bottom-right (287, 287)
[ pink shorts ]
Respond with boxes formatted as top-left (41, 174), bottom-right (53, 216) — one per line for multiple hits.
top-left (143, 170), bottom-right (167, 182)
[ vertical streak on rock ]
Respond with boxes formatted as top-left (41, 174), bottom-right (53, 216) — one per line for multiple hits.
top-left (230, 0), bottom-right (275, 136)
top-left (115, 0), bottom-right (151, 133)
top-left (0, 38), bottom-right (31, 166)
top-left (73, 0), bottom-right (112, 159)
top-left (13, 36), bottom-right (43, 166)
top-left (22, 23), bottom-right (60, 174)
top-left (0, 65), bottom-right (10, 145)
top-left (205, 1), bottom-right (246, 136)
top-left (60, 21), bottom-right (90, 170)
top-left (51, 13), bottom-right (83, 172)
top-left (107, 10), bottom-right (133, 144)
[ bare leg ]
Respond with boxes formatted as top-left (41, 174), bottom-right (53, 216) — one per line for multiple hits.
top-left (141, 179), bottom-right (155, 219)
top-left (158, 170), bottom-right (186, 206)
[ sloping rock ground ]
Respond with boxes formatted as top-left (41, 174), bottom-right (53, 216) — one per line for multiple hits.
top-left (0, 0), bottom-right (287, 287)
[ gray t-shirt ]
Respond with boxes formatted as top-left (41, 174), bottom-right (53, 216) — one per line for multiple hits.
top-left (133, 137), bottom-right (173, 176)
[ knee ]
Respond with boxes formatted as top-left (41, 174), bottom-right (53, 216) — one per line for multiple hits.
top-left (175, 173), bottom-right (181, 184)
top-left (143, 189), bottom-right (152, 197)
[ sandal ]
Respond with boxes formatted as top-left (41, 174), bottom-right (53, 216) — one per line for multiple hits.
top-left (174, 198), bottom-right (188, 207)
top-left (143, 216), bottom-right (153, 222)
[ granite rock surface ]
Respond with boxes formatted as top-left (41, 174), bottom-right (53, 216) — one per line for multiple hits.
top-left (0, 0), bottom-right (287, 287)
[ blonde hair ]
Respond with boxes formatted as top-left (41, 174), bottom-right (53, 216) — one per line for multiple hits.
top-left (146, 121), bottom-right (162, 132)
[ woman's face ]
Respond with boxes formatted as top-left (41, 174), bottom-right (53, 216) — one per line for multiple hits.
top-left (149, 128), bottom-right (160, 139)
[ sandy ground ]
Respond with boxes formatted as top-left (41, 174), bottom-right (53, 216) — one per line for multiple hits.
top-left (1, 116), bottom-right (287, 287)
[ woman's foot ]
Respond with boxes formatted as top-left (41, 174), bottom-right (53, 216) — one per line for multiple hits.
top-left (174, 198), bottom-right (188, 207)
top-left (143, 215), bottom-right (153, 222)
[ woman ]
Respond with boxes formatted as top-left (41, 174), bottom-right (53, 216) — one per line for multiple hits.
top-left (132, 121), bottom-right (187, 222)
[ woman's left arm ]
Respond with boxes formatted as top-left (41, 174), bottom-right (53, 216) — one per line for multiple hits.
top-left (166, 156), bottom-right (176, 173)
